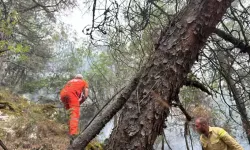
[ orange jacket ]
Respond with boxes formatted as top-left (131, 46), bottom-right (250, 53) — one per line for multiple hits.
top-left (60, 78), bottom-right (88, 98)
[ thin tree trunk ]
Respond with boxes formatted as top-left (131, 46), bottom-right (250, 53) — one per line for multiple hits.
top-left (68, 0), bottom-right (233, 149)
top-left (0, 140), bottom-right (8, 150)
top-left (161, 135), bottom-right (164, 150)
top-left (163, 131), bottom-right (172, 150)
top-left (217, 51), bottom-right (250, 144)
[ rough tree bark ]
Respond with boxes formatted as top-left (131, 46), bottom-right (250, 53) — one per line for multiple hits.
top-left (106, 0), bottom-right (233, 149)
top-left (68, 0), bottom-right (233, 149)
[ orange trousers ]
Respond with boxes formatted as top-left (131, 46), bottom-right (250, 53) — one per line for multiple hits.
top-left (60, 92), bottom-right (80, 135)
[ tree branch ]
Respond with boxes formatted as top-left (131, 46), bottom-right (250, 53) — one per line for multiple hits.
top-left (81, 86), bottom-right (126, 133)
top-left (0, 0), bottom-right (8, 20)
top-left (214, 28), bottom-right (250, 56)
top-left (0, 140), bottom-right (8, 150)
top-left (21, 0), bottom-right (67, 13)
top-left (174, 96), bottom-right (192, 121)
top-left (162, 131), bottom-right (172, 150)
top-left (31, 0), bottom-right (53, 17)
top-left (0, 49), bottom-right (8, 54)
top-left (184, 78), bottom-right (212, 95)
top-left (184, 121), bottom-right (190, 150)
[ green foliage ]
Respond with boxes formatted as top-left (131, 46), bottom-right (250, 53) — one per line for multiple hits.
top-left (0, 9), bottom-right (30, 55)
top-left (21, 79), bottom-right (50, 93)
top-left (87, 51), bottom-right (113, 77)
top-left (0, 0), bottom-right (78, 94)
top-left (0, 88), bottom-right (51, 117)
top-left (0, 10), bottom-right (18, 35)
top-left (180, 86), bottom-right (200, 105)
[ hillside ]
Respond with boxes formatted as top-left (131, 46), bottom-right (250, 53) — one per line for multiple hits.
top-left (0, 88), bottom-right (72, 150)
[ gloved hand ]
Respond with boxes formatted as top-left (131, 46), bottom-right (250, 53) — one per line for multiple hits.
top-left (79, 95), bottom-right (86, 105)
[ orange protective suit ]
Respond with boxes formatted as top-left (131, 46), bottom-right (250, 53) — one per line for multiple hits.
top-left (60, 78), bottom-right (88, 135)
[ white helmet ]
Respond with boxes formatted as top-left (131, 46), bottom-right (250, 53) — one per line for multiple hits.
top-left (75, 74), bottom-right (83, 79)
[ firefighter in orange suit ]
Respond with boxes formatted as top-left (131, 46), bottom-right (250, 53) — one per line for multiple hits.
top-left (60, 74), bottom-right (88, 143)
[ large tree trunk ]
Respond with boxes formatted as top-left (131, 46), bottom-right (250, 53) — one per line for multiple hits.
top-left (106, 0), bottom-right (233, 149)
top-left (68, 0), bottom-right (233, 149)
top-left (217, 51), bottom-right (250, 144)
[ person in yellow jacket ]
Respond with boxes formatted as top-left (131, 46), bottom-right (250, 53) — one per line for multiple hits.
top-left (195, 117), bottom-right (244, 150)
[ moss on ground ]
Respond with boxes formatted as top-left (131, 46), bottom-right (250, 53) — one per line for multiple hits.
top-left (0, 88), bottom-right (69, 149)
top-left (0, 88), bottom-right (103, 150)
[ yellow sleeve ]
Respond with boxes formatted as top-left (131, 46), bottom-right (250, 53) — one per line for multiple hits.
top-left (219, 129), bottom-right (244, 150)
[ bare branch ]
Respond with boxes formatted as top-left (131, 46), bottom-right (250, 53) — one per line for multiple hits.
top-left (0, 140), bottom-right (8, 150)
top-left (173, 96), bottom-right (192, 122)
top-left (184, 78), bottom-right (212, 95)
top-left (0, 49), bottom-right (8, 54)
top-left (214, 28), bottom-right (250, 56)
